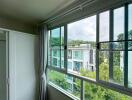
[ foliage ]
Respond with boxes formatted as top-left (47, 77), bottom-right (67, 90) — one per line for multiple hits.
top-left (48, 30), bottom-right (132, 100)
top-left (48, 70), bottom-right (68, 89)
top-left (80, 68), bottom-right (96, 79)
top-left (68, 40), bottom-right (96, 48)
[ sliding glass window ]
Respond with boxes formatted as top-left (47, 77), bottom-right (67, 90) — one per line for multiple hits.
top-left (68, 15), bottom-right (96, 79)
top-left (48, 69), bottom-right (81, 99)
top-left (47, 3), bottom-right (132, 100)
top-left (99, 7), bottom-right (125, 86)
top-left (128, 4), bottom-right (132, 88)
top-left (48, 27), bottom-right (65, 70)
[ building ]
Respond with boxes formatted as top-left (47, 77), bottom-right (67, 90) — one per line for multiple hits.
top-left (50, 44), bottom-right (96, 73)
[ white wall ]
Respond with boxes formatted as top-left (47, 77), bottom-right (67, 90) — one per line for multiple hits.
top-left (9, 31), bottom-right (39, 100)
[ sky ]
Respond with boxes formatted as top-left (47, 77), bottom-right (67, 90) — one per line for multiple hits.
top-left (52, 4), bottom-right (132, 42)
top-left (68, 5), bottom-right (132, 42)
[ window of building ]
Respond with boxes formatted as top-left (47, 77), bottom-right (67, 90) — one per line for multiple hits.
top-left (68, 61), bottom-right (72, 70)
top-left (68, 50), bottom-right (72, 59)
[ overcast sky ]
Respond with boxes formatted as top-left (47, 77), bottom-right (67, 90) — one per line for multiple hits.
top-left (52, 5), bottom-right (132, 42)
top-left (68, 6), bottom-right (132, 41)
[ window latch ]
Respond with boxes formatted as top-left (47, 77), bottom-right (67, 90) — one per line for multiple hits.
top-left (96, 43), bottom-right (100, 50)
top-left (64, 45), bottom-right (67, 50)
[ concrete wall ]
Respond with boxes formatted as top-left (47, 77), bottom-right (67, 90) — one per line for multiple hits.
top-left (47, 85), bottom-right (72, 100)
top-left (9, 30), bottom-right (39, 100)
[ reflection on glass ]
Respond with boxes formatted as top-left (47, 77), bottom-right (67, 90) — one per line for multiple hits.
top-left (68, 15), bottom-right (96, 79)
top-left (68, 50), bottom-right (72, 59)
top-left (111, 42), bottom-right (124, 50)
top-left (128, 5), bottom-right (132, 88)
top-left (129, 4), bottom-right (132, 40)
top-left (128, 51), bottom-right (132, 88)
top-left (99, 11), bottom-right (109, 42)
top-left (61, 48), bottom-right (64, 69)
top-left (128, 41), bottom-right (132, 50)
top-left (112, 51), bottom-right (124, 85)
top-left (51, 28), bottom-right (60, 46)
top-left (51, 48), bottom-right (60, 68)
top-left (99, 51), bottom-right (109, 81)
top-left (61, 26), bottom-right (64, 45)
top-left (84, 81), bottom-right (132, 100)
top-left (100, 42), bottom-right (124, 50)
top-left (48, 70), bottom-right (81, 99)
top-left (68, 61), bottom-right (72, 70)
top-left (114, 7), bottom-right (124, 41)
top-left (100, 42), bottom-right (109, 50)
top-left (48, 31), bottom-right (51, 66)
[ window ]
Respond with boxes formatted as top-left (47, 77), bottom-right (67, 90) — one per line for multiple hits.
top-left (99, 11), bottom-right (110, 82)
top-left (68, 15), bottom-right (96, 79)
top-left (48, 27), bottom-right (65, 69)
top-left (47, 3), bottom-right (132, 100)
top-left (68, 61), bottom-right (72, 70)
top-left (68, 50), bottom-right (72, 59)
top-left (99, 7), bottom-right (125, 85)
top-left (48, 70), bottom-right (81, 99)
top-left (84, 81), bottom-right (132, 100)
top-left (128, 4), bottom-right (132, 88)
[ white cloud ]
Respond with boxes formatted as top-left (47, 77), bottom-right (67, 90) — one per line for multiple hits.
top-left (68, 15), bottom-right (96, 41)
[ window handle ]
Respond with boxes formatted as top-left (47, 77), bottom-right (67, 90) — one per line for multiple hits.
top-left (64, 45), bottom-right (67, 50)
top-left (96, 43), bottom-right (100, 50)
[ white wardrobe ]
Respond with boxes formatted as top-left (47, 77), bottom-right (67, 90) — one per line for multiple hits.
top-left (0, 29), bottom-right (39, 100)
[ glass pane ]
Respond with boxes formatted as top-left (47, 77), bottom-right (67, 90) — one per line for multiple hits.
top-left (68, 15), bottom-right (96, 79)
top-left (100, 42), bottom-right (109, 50)
top-left (84, 81), bottom-right (132, 100)
top-left (128, 41), bottom-right (132, 50)
top-left (48, 70), bottom-right (81, 99)
top-left (128, 4), bottom-right (132, 40)
top-left (99, 11), bottom-right (109, 42)
top-left (68, 61), bottom-right (73, 71)
top-left (61, 47), bottom-right (64, 69)
top-left (112, 42), bottom-right (124, 50)
top-left (51, 47), bottom-right (60, 68)
top-left (61, 26), bottom-right (64, 45)
top-left (100, 42), bottom-right (124, 50)
top-left (48, 31), bottom-right (51, 66)
top-left (51, 28), bottom-right (60, 46)
top-left (99, 51), bottom-right (109, 81)
top-left (114, 7), bottom-right (124, 41)
top-left (128, 51), bottom-right (132, 88)
top-left (73, 50), bottom-right (83, 60)
top-left (48, 48), bottom-right (51, 66)
top-left (112, 51), bottom-right (124, 85)
top-left (68, 50), bottom-right (72, 59)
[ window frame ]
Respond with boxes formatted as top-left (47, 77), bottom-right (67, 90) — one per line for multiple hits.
top-left (47, 3), bottom-right (132, 100)
top-left (48, 26), bottom-right (67, 73)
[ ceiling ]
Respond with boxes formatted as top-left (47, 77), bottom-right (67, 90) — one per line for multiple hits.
top-left (0, 0), bottom-right (76, 24)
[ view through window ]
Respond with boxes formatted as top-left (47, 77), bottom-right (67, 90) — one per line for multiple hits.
top-left (128, 4), bottom-right (132, 88)
top-left (68, 15), bottom-right (96, 79)
top-left (47, 3), bottom-right (132, 100)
